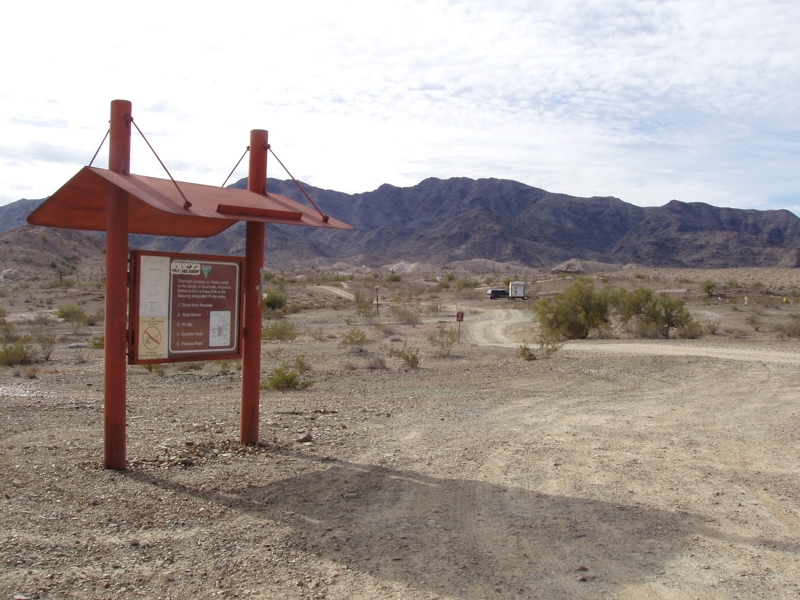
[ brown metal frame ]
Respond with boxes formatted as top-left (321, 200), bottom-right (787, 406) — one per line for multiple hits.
top-left (128, 250), bottom-right (245, 365)
top-left (26, 100), bottom-right (351, 469)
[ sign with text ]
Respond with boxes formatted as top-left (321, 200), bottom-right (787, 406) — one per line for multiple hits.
top-left (129, 251), bottom-right (243, 364)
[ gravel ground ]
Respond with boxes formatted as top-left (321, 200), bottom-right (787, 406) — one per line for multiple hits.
top-left (2, 292), bottom-right (800, 599)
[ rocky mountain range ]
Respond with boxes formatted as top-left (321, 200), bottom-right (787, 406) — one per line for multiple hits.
top-left (2, 177), bottom-right (799, 270)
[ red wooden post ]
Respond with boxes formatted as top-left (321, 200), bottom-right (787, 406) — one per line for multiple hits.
top-left (104, 99), bottom-right (131, 469)
top-left (241, 130), bottom-right (267, 444)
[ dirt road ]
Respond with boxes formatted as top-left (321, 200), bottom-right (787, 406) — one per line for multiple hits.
top-left (2, 301), bottom-right (799, 599)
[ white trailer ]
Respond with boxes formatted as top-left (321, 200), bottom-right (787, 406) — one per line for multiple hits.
top-left (509, 281), bottom-right (526, 299)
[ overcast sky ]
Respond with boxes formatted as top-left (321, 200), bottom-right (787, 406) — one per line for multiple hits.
top-left (1, 0), bottom-right (798, 214)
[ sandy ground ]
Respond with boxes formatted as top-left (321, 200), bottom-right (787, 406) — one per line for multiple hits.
top-left (2, 288), bottom-right (800, 599)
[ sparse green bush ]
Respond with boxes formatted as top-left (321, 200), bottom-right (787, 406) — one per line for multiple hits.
top-left (56, 303), bottom-right (86, 322)
top-left (46, 278), bottom-right (76, 288)
top-left (517, 343), bottom-right (537, 361)
top-left (390, 304), bottom-right (421, 326)
top-left (261, 358), bottom-right (314, 390)
top-left (143, 362), bottom-right (167, 376)
top-left (702, 317), bottom-right (720, 335)
top-left (700, 280), bottom-right (717, 297)
top-left (538, 332), bottom-right (565, 357)
top-left (0, 322), bottom-right (21, 344)
top-left (676, 321), bottom-right (705, 339)
top-left (88, 335), bottom-right (105, 349)
top-left (263, 290), bottom-right (287, 311)
top-left (385, 340), bottom-right (420, 368)
top-left (366, 356), bottom-right (387, 370)
top-left (457, 278), bottom-right (479, 290)
top-left (340, 328), bottom-right (368, 350)
top-left (613, 288), bottom-right (695, 339)
top-left (84, 308), bottom-right (104, 326)
top-left (0, 338), bottom-right (35, 366)
top-left (745, 314), bottom-right (761, 331)
top-left (775, 315), bottom-right (800, 338)
top-left (353, 288), bottom-right (375, 318)
top-left (533, 277), bottom-right (611, 340)
top-left (427, 324), bottom-right (458, 357)
top-left (262, 320), bottom-right (298, 340)
top-left (263, 347), bottom-right (285, 360)
top-left (34, 329), bottom-right (58, 360)
top-left (308, 326), bottom-right (326, 341)
top-left (386, 272), bottom-right (402, 282)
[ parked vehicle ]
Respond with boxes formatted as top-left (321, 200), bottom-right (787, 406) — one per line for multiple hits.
top-left (487, 289), bottom-right (509, 299)
top-left (509, 281), bottom-right (526, 299)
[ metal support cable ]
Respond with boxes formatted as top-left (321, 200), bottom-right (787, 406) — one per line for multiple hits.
top-left (268, 147), bottom-right (329, 223)
top-left (88, 129), bottom-right (110, 167)
top-left (129, 118), bottom-right (192, 209)
top-left (221, 146), bottom-right (250, 188)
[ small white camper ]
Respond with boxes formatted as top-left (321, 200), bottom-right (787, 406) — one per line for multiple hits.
top-left (509, 281), bottom-right (526, 299)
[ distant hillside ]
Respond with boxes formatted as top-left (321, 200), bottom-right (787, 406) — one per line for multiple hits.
top-left (2, 177), bottom-right (800, 269)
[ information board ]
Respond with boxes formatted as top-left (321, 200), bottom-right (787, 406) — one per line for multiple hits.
top-left (129, 251), bottom-right (244, 364)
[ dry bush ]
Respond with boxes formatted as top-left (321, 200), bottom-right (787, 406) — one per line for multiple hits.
top-left (340, 328), bottom-right (368, 350)
top-left (428, 324), bottom-right (458, 357)
top-left (384, 340), bottom-right (420, 368)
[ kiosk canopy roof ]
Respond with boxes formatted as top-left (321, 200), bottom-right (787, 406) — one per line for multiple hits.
top-left (27, 166), bottom-right (351, 237)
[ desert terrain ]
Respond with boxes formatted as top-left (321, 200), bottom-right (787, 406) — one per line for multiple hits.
top-left (1, 266), bottom-right (800, 599)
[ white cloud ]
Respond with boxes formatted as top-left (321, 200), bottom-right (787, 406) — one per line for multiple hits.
top-left (0, 0), bottom-right (798, 215)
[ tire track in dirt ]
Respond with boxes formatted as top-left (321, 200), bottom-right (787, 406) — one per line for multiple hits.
top-left (695, 361), bottom-right (800, 539)
top-left (314, 285), bottom-right (355, 301)
top-left (463, 307), bottom-right (532, 346)
top-left (470, 306), bottom-right (800, 365)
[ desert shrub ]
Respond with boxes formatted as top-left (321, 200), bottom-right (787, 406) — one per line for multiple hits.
top-left (0, 339), bottom-right (35, 366)
top-left (340, 328), bottom-right (368, 350)
top-left (32, 313), bottom-right (54, 326)
top-left (702, 317), bottom-right (720, 335)
top-left (263, 347), bottom-right (285, 360)
top-left (386, 272), bottom-right (402, 282)
top-left (613, 288), bottom-right (694, 339)
top-left (0, 322), bottom-right (21, 344)
top-left (700, 280), bottom-right (717, 297)
top-left (56, 303), bottom-right (86, 322)
top-left (518, 343), bottom-right (537, 361)
top-left (262, 320), bottom-right (298, 341)
top-left (0, 308), bottom-right (6, 321)
top-left (308, 326), bottom-right (326, 341)
top-left (263, 290), bottom-right (287, 311)
top-left (538, 332), bottom-right (565, 357)
top-left (366, 356), bottom-right (387, 370)
top-left (427, 324), bottom-right (458, 357)
top-left (88, 335), bottom-right (105, 349)
top-left (745, 314), bottom-right (761, 331)
top-left (261, 358), bottom-right (314, 390)
top-left (372, 323), bottom-right (396, 337)
top-left (390, 304), bottom-right (421, 326)
top-left (46, 278), bottom-right (76, 288)
top-left (775, 315), bottom-right (800, 338)
top-left (457, 278), bottom-right (479, 290)
top-left (676, 321), bottom-right (705, 339)
top-left (385, 340), bottom-right (420, 368)
top-left (143, 362), bottom-right (167, 376)
top-left (34, 329), bottom-right (58, 360)
top-left (533, 277), bottom-right (611, 340)
top-left (292, 353), bottom-right (311, 375)
top-left (84, 308), bottom-right (104, 326)
top-left (351, 288), bottom-right (375, 318)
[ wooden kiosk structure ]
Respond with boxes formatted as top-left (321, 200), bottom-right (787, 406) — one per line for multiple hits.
top-left (27, 100), bottom-right (351, 469)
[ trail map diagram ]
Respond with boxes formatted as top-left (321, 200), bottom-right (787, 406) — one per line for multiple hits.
top-left (209, 311), bottom-right (231, 347)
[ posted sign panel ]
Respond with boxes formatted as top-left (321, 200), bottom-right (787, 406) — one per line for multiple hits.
top-left (130, 251), bottom-right (244, 364)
